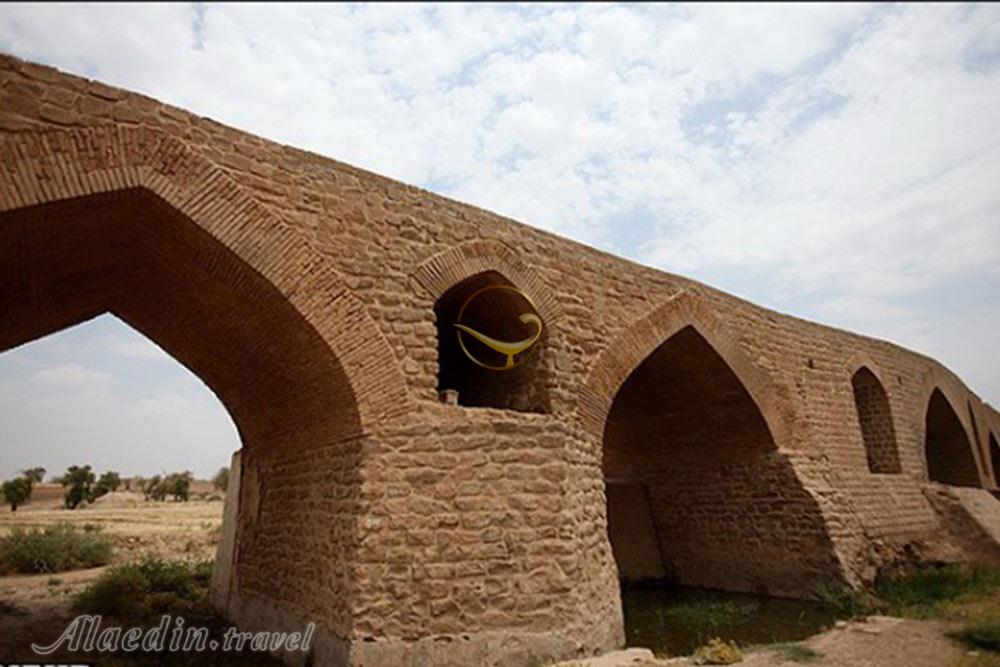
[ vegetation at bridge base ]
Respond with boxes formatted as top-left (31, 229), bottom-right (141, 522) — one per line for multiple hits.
top-left (692, 637), bottom-right (743, 664)
top-left (71, 557), bottom-right (284, 666)
top-left (0, 522), bottom-right (112, 574)
top-left (874, 563), bottom-right (1000, 619)
top-left (74, 557), bottom-right (216, 624)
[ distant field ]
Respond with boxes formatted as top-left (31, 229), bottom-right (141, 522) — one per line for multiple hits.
top-left (0, 494), bottom-right (226, 660)
top-left (16, 481), bottom-right (220, 511)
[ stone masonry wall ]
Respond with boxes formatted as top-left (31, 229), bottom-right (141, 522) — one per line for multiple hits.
top-left (3, 54), bottom-right (1000, 666)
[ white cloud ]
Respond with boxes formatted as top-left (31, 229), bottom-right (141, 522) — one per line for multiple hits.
top-left (106, 335), bottom-right (166, 360)
top-left (0, 2), bottom-right (998, 406)
top-left (29, 364), bottom-right (116, 393)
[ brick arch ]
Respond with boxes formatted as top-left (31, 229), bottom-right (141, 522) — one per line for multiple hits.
top-left (593, 292), bottom-right (844, 596)
top-left (917, 366), bottom-right (983, 484)
top-left (411, 238), bottom-right (564, 327)
top-left (576, 291), bottom-right (797, 450)
top-left (0, 126), bottom-right (412, 432)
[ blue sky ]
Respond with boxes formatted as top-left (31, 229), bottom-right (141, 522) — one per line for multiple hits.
top-left (1, 3), bottom-right (999, 479)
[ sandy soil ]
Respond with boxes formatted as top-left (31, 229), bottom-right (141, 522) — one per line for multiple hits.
top-left (558, 616), bottom-right (977, 667)
top-left (0, 494), bottom-right (223, 661)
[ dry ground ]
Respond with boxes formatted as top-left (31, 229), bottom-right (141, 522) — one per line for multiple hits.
top-left (0, 490), bottom-right (223, 661)
top-left (0, 493), bottom-right (993, 666)
top-left (557, 617), bottom-right (983, 667)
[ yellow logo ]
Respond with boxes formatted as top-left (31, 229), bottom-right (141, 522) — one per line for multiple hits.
top-left (454, 285), bottom-right (543, 371)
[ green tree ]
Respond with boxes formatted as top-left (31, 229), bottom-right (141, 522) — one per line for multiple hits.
top-left (212, 467), bottom-right (229, 493)
top-left (1, 477), bottom-right (32, 511)
top-left (58, 465), bottom-right (96, 510)
top-left (165, 471), bottom-right (193, 502)
top-left (142, 475), bottom-right (166, 502)
top-left (94, 471), bottom-right (122, 498)
top-left (21, 467), bottom-right (46, 490)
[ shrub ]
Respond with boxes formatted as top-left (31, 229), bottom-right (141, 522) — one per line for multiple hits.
top-left (0, 523), bottom-right (112, 574)
top-left (692, 637), bottom-right (743, 665)
top-left (875, 564), bottom-right (1000, 618)
top-left (75, 558), bottom-right (215, 625)
top-left (812, 579), bottom-right (877, 618)
top-left (949, 611), bottom-right (1000, 652)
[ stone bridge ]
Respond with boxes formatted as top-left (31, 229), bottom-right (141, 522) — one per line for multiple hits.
top-left (3, 54), bottom-right (1000, 666)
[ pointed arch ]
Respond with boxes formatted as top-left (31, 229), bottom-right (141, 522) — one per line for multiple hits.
top-left (413, 239), bottom-right (564, 412)
top-left (412, 238), bottom-right (564, 327)
top-left (1, 126), bottom-right (417, 642)
top-left (586, 293), bottom-right (842, 598)
top-left (851, 365), bottom-right (901, 473)
top-left (577, 291), bottom-right (797, 449)
top-left (0, 126), bottom-right (412, 430)
top-left (924, 388), bottom-right (980, 487)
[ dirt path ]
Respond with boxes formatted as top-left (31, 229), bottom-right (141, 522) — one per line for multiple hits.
top-left (746, 616), bottom-right (968, 667)
top-left (0, 496), bottom-right (224, 660)
top-left (557, 617), bottom-right (972, 667)
top-left (0, 566), bottom-right (104, 660)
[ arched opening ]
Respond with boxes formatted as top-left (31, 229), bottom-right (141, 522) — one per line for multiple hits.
top-left (434, 270), bottom-right (549, 413)
top-left (851, 367), bottom-right (901, 473)
top-left (990, 433), bottom-right (1000, 488)
top-left (924, 389), bottom-right (979, 487)
top-left (602, 325), bottom-right (839, 597)
top-left (1, 189), bottom-right (364, 637)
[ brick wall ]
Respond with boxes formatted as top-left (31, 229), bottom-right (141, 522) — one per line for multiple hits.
top-left (3, 53), bottom-right (1000, 665)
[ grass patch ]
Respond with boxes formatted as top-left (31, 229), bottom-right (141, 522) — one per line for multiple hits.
top-left (74, 558), bottom-right (215, 625)
top-left (950, 615), bottom-right (1000, 651)
top-left (0, 523), bottom-right (113, 574)
top-left (769, 642), bottom-right (822, 662)
top-left (812, 579), bottom-right (880, 618)
top-left (876, 564), bottom-right (1000, 619)
top-left (951, 654), bottom-right (1000, 667)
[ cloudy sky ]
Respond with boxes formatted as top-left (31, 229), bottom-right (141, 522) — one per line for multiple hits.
top-left (1, 3), bottom-right (999, 480)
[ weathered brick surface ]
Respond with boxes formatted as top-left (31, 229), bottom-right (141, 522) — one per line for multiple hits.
top-left (3, 54), bottom-right (1000, 666)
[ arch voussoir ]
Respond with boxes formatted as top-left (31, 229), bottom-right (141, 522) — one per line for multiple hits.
top-left (1, 126), bottom-right (413, 432)
top-left (577, 291), bottom-right (799, 451)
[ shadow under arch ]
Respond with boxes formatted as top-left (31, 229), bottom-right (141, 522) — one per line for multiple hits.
top-left (924, 387), bottom-right (981, 488)
top-left (581, 293), bottom-right (844, 599)
top-left (0, 187), bottom-right (365, 637)
top-left (577, 292), bottom-right (798, 449)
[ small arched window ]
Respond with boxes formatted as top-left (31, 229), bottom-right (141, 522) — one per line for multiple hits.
top-left (851, 367), bottom-right (901, 474)
top-left (434, 271), bottom-right (550, 413)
